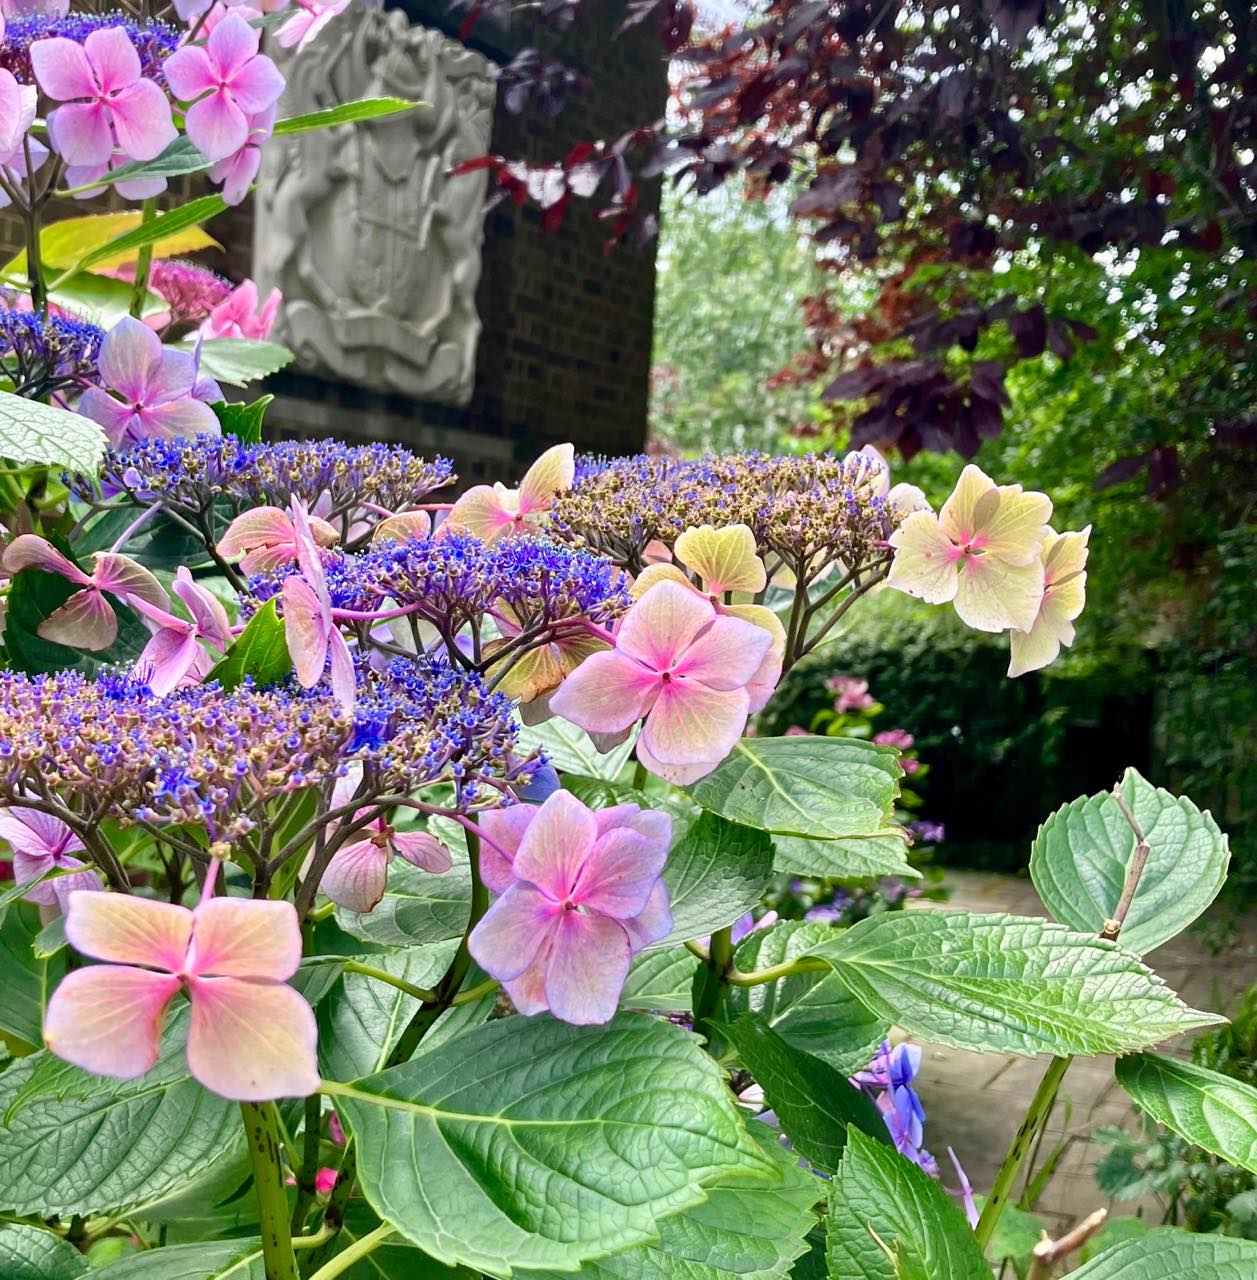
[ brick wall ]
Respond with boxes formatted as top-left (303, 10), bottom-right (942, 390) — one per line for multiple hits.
top-left (230, 0), bottom-right (668, 484)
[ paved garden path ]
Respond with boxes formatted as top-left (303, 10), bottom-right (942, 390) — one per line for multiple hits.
top-left (910, 870), bottom-right (1257, 1236)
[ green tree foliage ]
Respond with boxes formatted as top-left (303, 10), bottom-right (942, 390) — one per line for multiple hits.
top-left (650, 182), bottom-right (832, 455)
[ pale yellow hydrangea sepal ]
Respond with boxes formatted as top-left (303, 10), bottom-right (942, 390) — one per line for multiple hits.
top-left (372, 510), bottom-right (431, 544)
top-left (518, 443), bottom-right (576, 515)
top-left (940, 464), bottom-right (1052, 565)
top-left (887, 511), bottom-right (961, 605)
top-left (631, 562), bottom-right (692, 600)
top-left (674, 523), bottom-right (767, 596)
top-left (1008, 526), bottom-right (1091, 676)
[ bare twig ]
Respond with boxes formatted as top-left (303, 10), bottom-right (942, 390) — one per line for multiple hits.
top-left (1026, 1208), bottom-right (1108, 1279)
top-left (1101, 783), bottom-right (1151, 941)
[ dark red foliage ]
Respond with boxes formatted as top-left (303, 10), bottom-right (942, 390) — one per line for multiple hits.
top-left (451, 0), bottom-right (1257, 459)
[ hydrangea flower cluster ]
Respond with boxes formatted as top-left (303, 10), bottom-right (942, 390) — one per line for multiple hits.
top-left (0, 304), bottom-right (103, 398)
top-left (0, 13), bottom-right (181, 89)
top-left (0, 660), bottom-right (525, 843)
top-left (358, 656), bottom-right (534, 806)
top-left (364, 531), bottom-right (632, 635)
top-left (243, 530), bottom-right (630, 651)
top-left (550, 448), bottom-right (919, 580)
top-left (85, 435), bottom-right (456, 541)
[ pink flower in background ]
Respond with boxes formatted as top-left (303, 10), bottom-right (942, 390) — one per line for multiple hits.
top-left (319, 775), bottom-right (452, 914)
top-left (445, 443), bottom-right (575, 543)
top-left (282, 499), bottom-right (355, 712)
top-left (275, 0), bottom-right (351, 52)
top-left (873, 727), bottom-right (919, 773)
top-left (44, 888), bottom-right (319, 1100)
top-left (32, 27), bottom-right (175, 167)
top-left (0, 808), bottom-right (102, 912)
top-left (550, 580), bottom-right (773, 784)
top-left (826, 675), bottom-right (874, 714)
top-left (164, 15), bottom-right (285, 163)
top-left (470, 791), bottom-right (672, 1024)
top-left (2, 535), bottom-right (168, 649)
top-left (218, 504), bottom-right (338, 576)
top-left (77, 316), bottom-right (222, 447)
top-left (122, 259), bottom-right (233, 326)
top-left (200, 278), bottom-right (281, 341)
top-left (131, 567), bottom-right (233, 695)
top-left (314, 1168), bottom-right (338, 1195)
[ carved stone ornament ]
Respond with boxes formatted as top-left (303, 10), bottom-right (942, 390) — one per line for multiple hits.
top-left (254, 9), bottom-right (496, 404)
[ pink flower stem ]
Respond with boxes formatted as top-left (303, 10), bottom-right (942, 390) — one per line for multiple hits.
top-left (198, 853), bottom-right (222, 907)
top-left (330, 601), bottom-right (422, 623)
top-left (108, 500), bottom-right (165, 554)
top-left (576, 618), bottom-right (617, 646)
top-left (450, 812), bottom-right (513, 862)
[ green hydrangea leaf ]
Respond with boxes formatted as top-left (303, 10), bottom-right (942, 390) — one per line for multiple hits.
top-left (0, 1223), bottom-right (89, 1279)
top-left (714, 1013), bottom-right (887, 1172)
top-left (1068, 1227), bottom-right (1257, 1277)
top-left (318, 940), bottom-right (460, 1082)
top-left (208, 598), bottom-right (292, 690)
top-left (332, 1013), bottom-right (780, 1277)
top-left (0, 389), bottom-right (107, 474)
top-left (662, 810), bottom-right (775, 944)
top-left (1115, 1052), bottom-right (1257, 1174)
top-left (175, 338), bottom-right (293, 387)
top-left (725, 920), bottom-right (887, 1075)
top-left (621, 947), bottom-right (701, 1013)
top-left (826, 1128), bottom-right (990, 1280)
top-left (0, 1009), bottom-right (241, 1217)
top-left (88, 1240), bottom-right (266, 1279)
top-left (686, 736), bottom-right (902, 841)
top-left (801, 910), bottom-right (1221, 1057)
top-left (525, 1129), bottom-right (820, 1279)
top-left (273, 97), bottom-right (425, 136)
top-left (1030, 767), bottom-right (1229, 955)
top-left (0, 902), bottom-right (65, 1053)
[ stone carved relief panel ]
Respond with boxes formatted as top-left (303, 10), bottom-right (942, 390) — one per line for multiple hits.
top-left (255, 11), bottom-right (495, 404)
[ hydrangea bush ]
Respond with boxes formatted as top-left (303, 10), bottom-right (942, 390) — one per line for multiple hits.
top-left (0, 4), bottom-right (1250, 1279)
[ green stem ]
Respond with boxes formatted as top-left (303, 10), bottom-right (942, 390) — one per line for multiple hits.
top-left (725, 956), bottom-right (829, 986)
top-left (632, 758), bottom-right (648, 790)
top-left (240, 1102), bottom-right (300, 1280)
top-left (22, 137), bottom-right (46, 317)
top-left (343, 960), bottom-right (438, 1004)
top-left (387, 824), bottom-right (490, 1066)
top-left (290, 1094), bottom-right (323, 1235)
top-left (129, 198), bottom-right (157, 319)
top-left (974, 1055), bottom-right (1072, 1251)
top-left (452, 977), bottom-right (499, 1006)
top-left (692, 924), bottom-right (734, 1042)
top-left (301, 1140), bottom-right (356, 1274)
top-left (306, 1223), bottom-right (394, 1280)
